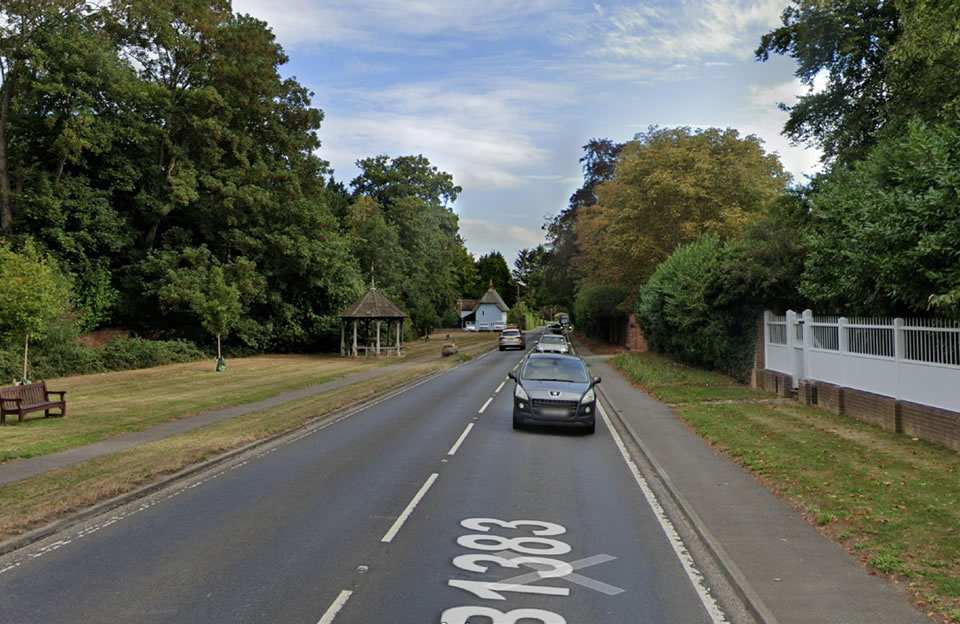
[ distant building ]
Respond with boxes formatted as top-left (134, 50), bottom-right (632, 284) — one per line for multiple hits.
top-left (474, 285), bottom-right (509, 331)
top-left (457, 299), bottom-right (478, 328)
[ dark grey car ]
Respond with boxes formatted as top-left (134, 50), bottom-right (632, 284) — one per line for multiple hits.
top-left (508, 353), bottom-right (600, 434)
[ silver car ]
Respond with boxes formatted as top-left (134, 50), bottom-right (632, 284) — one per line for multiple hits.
top-left (535, 334), bottom-right (569, 354)
top-left (508, 353), bottom-right (600, 433)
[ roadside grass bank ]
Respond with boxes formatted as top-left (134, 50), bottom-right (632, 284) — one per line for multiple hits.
top-left (0, 330), bottom-right (495, 463)
top-left (0, 335), bottom-right (493, 543)
top-left (610, 351), bottom-right (960, 624)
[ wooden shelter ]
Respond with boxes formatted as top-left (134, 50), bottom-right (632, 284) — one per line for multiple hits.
top-left (339, 285), bottom-right (409, 357)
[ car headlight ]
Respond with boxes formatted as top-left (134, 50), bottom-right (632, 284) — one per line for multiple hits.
top-left (536, 345), bottom-right (544, 352)
top-left (582, 387), bottom-right (595, 403)
top-left (514, 384), bottom-right (529, 401)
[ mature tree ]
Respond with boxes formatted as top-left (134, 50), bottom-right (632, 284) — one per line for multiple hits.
top-left (574, 126), bottom-right (789, 291)
top-left (756, 0), bottom-right (900, 165)
top-left (475, 252), bottom-right (515, 307)
top-left (512, 245), bottom-right (548, 308)
top-left (351, 154), bottom-right (461, 210)
top-left (0, 239), bottom-right (72, 381)
top-left (542, 138), bottom-right (622, 311)
top-left (800, 121), bottom-right (960, 319)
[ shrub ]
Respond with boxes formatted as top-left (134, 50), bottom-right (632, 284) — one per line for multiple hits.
top-left (99, 338), bottom-right (207, 371)
top-left (574, 283), bottom-right (631, 342)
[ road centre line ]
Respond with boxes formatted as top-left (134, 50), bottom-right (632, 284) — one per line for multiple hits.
top-left (599, 403), bottom-right (729, 624)
top-left (495, 380), bottom-right (506, 394)
top-left (447, 424), bottom-right (474, 456)
top-left (381, 473), bottom-right (439, 543)
top-left (478, 397), bottom-right (493, 414)
top-left (316, 590), bottom-right (353, 624)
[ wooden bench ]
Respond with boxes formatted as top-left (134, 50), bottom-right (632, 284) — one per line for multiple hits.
top-left (0, 382), bottom-right (67, 425)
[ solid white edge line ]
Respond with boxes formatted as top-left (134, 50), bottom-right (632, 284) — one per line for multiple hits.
top-left (495, 381), bottom-right (506, 394)
top-left (478, 397), bottom-right (493, 413)
top-left (381, 473), bottom-right (440, 543)
top-left (599, 403), bottom-right (729, 624)
top-left (447, 423), bottom-right (474, 455)
top-left (317, 590), bottom-right (353, 624)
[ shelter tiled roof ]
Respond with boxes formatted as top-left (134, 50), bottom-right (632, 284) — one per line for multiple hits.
top-left (477, 288), bottom-right (509, 312)
top-left (339, 288), bottom-right (408, 319)
top-left (459, 299), bottom-right (478, 312)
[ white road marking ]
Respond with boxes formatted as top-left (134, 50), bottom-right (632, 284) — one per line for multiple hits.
top-left (381, 473), bottom-right (440, 543)
top-left (447, 424), bottom-right (474, 455)
top-left (478, 397), bottom-right (493, 414)
top-left (495, 381), bottom-right (506, 394)
top-left (316, 590), bottom-right (353, 624)
top-left (600, 403), bottom-right (729, 624)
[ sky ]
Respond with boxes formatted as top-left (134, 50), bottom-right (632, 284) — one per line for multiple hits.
top-left (231, 0), bottom-right (823, 266)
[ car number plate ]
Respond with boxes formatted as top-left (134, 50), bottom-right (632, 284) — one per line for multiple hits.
top-left (542, 408), bottom-right (569, 417)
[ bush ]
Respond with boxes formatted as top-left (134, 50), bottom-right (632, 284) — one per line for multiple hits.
top-left (574, 283), bottom-right (631, 342)
top-left (636, 235), bottom-right (758, 382)
top-left (99, 337), bottom-right (207, 371)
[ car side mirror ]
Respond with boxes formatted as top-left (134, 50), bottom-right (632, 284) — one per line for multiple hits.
top-left (508, 371), bottom-right (517, 381)
top-left (593, 376), bottom-right (601, 385)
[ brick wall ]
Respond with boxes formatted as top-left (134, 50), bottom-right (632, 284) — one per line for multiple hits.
top-left (757, 367), bottom-right (960, 452)
top-left (626, 314), bottom-right (648, 352)
top-left (901, 401), bottom-right (960, 453)
top-left (843, 389), bottom-right (900, 433)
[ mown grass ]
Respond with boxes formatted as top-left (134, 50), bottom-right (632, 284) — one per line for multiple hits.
top-left (610, 351), bottom-right (769, 403)
top-left (0, 356), bottom-right (466, 542)
top-left (0, 329), bottom-right (496, 463)
top-left (612, 351), bottom-right (960, 623)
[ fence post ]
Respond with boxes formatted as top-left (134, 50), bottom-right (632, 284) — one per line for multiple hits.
top-left (894, 317), bottom-right (904, 400)
top-left (763, 310), bottom-right (770, 370)
top-left (802, 309), bottom-right (814, 382)
top-left (786, 310), bottom-right (800, 387)
top-left (838, 316), bottom-right (848, 388)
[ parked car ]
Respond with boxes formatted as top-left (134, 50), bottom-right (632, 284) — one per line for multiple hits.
top-left (508, 353), bottom-right (600, 433)
top-left (493, 321), bottom-right (506, 331)
top-left (463, 322), bottom-right (476, 332)
top-left (498, 328), bottom-right (525, 351)
top-left (536, 334), bottom-right (569, 354)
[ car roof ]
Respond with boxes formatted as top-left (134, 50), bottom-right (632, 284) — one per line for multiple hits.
top-left (525, 352), bottom-right (579, 362)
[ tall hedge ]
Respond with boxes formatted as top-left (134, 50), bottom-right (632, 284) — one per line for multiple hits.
top-left (573, 283), bottom-right (631, 342)
top-left (635, 235), bottom-right (758, 382)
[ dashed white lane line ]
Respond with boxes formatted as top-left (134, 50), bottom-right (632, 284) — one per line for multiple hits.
top-left (317, 590), bottom-right (353, 624)
top-left (495, 380), bottom-right (506, 394)
top-left (599, 403), bottom-right (729, 624)
top-left (381, 473), bottom-right (440, 543)
top-left (478, 397), bottom-right (493, 414)
top-left (447, 423), bottom-right (474, 456)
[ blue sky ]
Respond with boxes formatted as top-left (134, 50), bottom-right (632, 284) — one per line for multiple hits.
top-left (231, 0), bottom-right (823, 266)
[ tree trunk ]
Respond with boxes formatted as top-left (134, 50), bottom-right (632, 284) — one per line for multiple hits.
top-left (217, 333), bottom-right (222, 359)
top-left (0, 76), bottom-right (14, 234)
top-left (22, 333), bottom-right (29, 382)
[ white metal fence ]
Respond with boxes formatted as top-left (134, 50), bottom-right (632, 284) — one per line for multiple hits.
top-left (764, 310), bottom-right (960, 413)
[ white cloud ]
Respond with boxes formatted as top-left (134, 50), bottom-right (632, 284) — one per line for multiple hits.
top-left (232, 0), bottom-right (565, 48)
top-left (591, 0), bottom-right (788, 64)
top-left (319, 80), bottom-right (565, 190)
top-left (458, 218), bottom-right (546, 257)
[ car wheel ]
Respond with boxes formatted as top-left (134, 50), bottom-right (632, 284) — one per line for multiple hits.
top-left (585, 419), bottom-right (596, 434)
top-left (499, 346), bottom-right (504, 351)
top-left (512, 412), bottom-right (523, 430)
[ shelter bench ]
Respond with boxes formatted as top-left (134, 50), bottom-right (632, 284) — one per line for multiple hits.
top-left (0, 382), bottom-right (67, 425)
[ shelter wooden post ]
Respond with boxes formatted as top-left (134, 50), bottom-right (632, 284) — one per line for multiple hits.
top-left (397, 320), bottom-right (402, 356)
top-left (376, 320), bottom-right (381, 356)
top-left (352, 320), bottom-right (358, 357)
top-left (340, 321), bottom-right (345, 356)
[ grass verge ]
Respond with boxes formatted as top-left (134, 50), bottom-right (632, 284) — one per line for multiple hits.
top-left (0, 331), bottom-right (496, 543)
top-left (611, 351), bottom-right (960, 624)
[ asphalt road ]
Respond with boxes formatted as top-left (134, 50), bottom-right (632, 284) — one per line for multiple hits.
top-left (0, 334), bottom-right (753, 623)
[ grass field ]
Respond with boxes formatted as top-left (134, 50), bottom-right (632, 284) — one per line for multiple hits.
top-left (611, 351), bottom-right (960, 624)
top-left (0, 329), bottom-right (497, 542)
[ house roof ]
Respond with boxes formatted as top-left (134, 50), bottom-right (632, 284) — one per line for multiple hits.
top-left (339, 287), bottom-right (409, 319)
top-left (477, 288), bottom-right (509, 312)
top-left (459, 299), bottom-right (478, 312)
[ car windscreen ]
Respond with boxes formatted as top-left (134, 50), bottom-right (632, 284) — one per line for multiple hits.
top-left (501, 330), bottom-right (520, 336)
top-left (539, 335), bottom-right (565, 344)
top-left (521, 358), bottom-right (589, 383)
